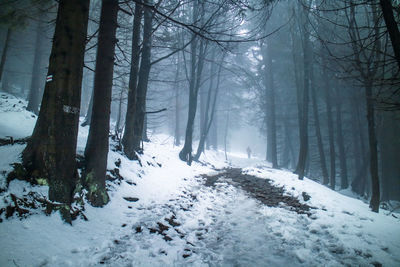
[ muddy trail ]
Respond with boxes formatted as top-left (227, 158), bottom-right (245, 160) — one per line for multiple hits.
top-left (202, 168), bottom-right (314, 216)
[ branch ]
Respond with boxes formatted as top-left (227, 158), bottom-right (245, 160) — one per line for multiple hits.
top-left (145, 108), bottom-right (167, 114)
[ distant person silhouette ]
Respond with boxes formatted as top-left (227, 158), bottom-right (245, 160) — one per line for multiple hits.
top-left (246, 146), bottom-right (251, 159)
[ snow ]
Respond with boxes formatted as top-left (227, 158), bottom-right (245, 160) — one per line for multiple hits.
top-left (0, 93), bottom-right (36, 139)
top-left (0, 91), bottom-right (399, 266)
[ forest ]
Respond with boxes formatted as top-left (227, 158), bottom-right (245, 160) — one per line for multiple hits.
top-left (0, 0), bottom-right (399, 266)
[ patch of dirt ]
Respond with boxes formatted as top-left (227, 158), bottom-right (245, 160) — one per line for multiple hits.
top-left (202, 168), bottom-right (314, 216)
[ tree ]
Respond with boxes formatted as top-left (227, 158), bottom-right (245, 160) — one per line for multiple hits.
top-left (310, 54), bottom-right (329, 185)
top-left (379, 0), bottom-right (400, 70)
top-left (194, 47), bottom-right (225, 161)
top-left (0, 28), bottom-right (11, 88)
top-left (322, 51), bottom-right (336, 189)
top-left (122, 1), bottom-right (143, 160)
top-left (129, 0), bottom-right (153, 154)
top-left (27, 13), bottom-right (47, 114)
top-left (83, 0), bottom-right (119, 207)
top-left (294, 3), bottom-right (311, 180)
top-left (334, 85), bottom-right (348, 189)
top-left (21, 0), bottom-right (90, 221)
top-left (179, 0), bottom-right (207, 165)
top-left (262, 39), bottom-right (278, 168)
top-left (347, 1), bottom-right (381, 212)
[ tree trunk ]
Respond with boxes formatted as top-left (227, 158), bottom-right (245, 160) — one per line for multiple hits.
top-left (130, 0), bottom-right (152, 154)
top-left (379, 0), bottom-right (400, 70)
top-left (263, 40), bottom-right (278, 168)
top-left (0, 28), bottom-right (11, 86)
top-left (83, 0), bottom-right (118, 207)
top-left (365, 81), bottom-right (380, 212)
top-left (209, 114), bottom-right (218, 150)
top-left (27, 18), bottom-right (45, 115)
top-left (174, 57), bottom-right (181, 146)
top-left (179, 38), bottom-right (205, 164)
top-left (310, 65), bottom-right (329, 184)
top-left (322, 56), bottom-right (336, 189)
top-left (224, 105), bottom-right (229, 161)
top-left (122, 2), bottom-right (143, 159)
top-left (351, 95), bottom-right (368, 196)
top-left (81, 87), bottom-right (93, 126)
top-left (179, 1), bottom-right (206, 164)
top-left (294, 16), bottom-right (310, 180)
top-left (350, 95), bottom-right (361, 183)
top-left (335, 87), bottom-right (348, 189)
top-left (115, 89), bottom-right (124, 135)
top-left (21, 0), bottom-right (90, 217)
top-left (194, 50), bottom-right (224, 161)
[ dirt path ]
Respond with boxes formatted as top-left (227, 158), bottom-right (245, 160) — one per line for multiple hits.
top-left (202, 168), bottom-right (313, 215)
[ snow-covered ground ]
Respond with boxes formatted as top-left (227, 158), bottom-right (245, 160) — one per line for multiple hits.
top-left (0, 92), bottom-right (399, 266)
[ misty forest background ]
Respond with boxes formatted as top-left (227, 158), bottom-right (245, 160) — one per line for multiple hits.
top-left (0, 0), bottom-right (399, 221)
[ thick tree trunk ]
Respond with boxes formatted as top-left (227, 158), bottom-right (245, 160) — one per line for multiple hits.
top-left (122, 2), bottom-right (143, 159)
top-left (365, 82), bottom-right (380, 212)
top-left (83, 0), bottom-right (118, 207)
top-left (27, 18), bottom-right (45, 115)
top-left (335, 88), bottom-right (348, 189)
top-left (130, 1), bottom-right (152, 153)
top-left (0, 28), bottom-right (11, 86)
top-left (21, 0), bottom-right (89, 215)
top-left (379, 0), bottom-right (400, 70)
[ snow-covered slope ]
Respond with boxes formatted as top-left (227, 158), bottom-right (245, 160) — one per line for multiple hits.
top-left (0, 92), bottom-right (399, 266)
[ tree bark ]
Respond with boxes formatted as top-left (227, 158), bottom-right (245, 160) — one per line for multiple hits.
top-left (294, 12), bottom-right (310, 180)
top-left (27, 18), bottom-right (45, 115)
top-left (122, 1), bottom-right (143, 159)
top-left (365, 81), bottom-right (380, 212)
top-left (22, 0), bottom-right (90, 214)
top-left (379, 0), bottom-right (400, 70)
top-left (0, 28), bottom-right (11, 86)
top-left (83, 0), bottom-right (118, 207)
